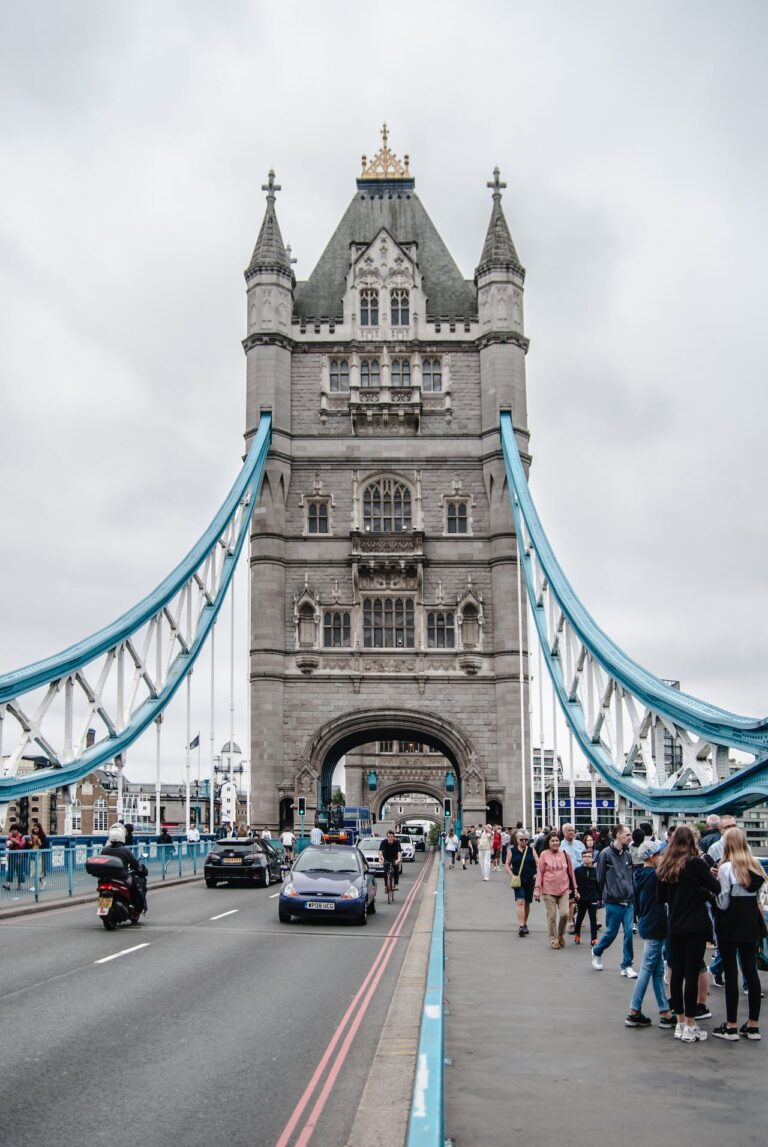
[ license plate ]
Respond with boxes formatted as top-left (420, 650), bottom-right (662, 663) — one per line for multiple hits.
top-left (97, 896), bottom-right (112, 916)
top-left (305, 901), bottom-right (335, 911)
top-left (222, 857), bottom-right (242, 864)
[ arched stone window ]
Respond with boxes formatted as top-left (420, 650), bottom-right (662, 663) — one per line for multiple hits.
top-left (390, 288), bottom-right (409, 326)
top-left (298, 604), bottom-right (316, 648)
top-left (71, 798), bottom-right (82, 833)
top-left (391, 357), bottom-right (411, 386)
top-left (329, 358), bottom-right (349, 392)
top-left (360, 288), bottom-right (379, 326)
top-left (93, 798), bottom-right (109, 833)
top-left (360, 358), bottom-right (381, 388)
top-left (363, 477), bottom-right (412, 533)
top-left (427, 610), bottom-right (456, 648)
top-left (461, 604), bottom-right (480, 649)
top-left (363, 597), bottom-right (415, 648)
top-left (446, 500), bottom-right (468, 534)
top-left (422, 357), bottom-right (442, 392)
top-left (323, 610), bottom-right (351, 648)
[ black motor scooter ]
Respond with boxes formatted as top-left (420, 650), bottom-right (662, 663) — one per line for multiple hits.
top-left (85, 855), bottom-right (148, 930)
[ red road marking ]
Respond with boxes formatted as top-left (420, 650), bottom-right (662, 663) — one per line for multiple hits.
top-left (274, 855), bottom-right (433, 1147)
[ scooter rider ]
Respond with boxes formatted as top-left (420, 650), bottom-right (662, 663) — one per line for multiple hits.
top-left (101, 824), bottom-right (147, 915)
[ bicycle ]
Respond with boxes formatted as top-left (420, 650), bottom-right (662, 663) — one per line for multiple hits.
top-left (383, 861), bottom-right (397, 904)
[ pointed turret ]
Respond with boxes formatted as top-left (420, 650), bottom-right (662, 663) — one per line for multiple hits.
top-left (245, 170), bottom-right (295, 283)
top-left (476, 167), bottom-right (523, 276)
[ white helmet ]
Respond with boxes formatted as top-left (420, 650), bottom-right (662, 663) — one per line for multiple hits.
top-left (108, 824), bottom-right (126, 844)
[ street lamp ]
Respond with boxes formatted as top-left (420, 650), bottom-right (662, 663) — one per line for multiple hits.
top-left (367, 769), bottom-right (378, 792)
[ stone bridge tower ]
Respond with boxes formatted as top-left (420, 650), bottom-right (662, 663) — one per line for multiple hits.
top-left (244, 131), bottom-right (530, 829)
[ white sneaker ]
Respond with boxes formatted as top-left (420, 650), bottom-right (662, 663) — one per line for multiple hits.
top-left (621, 966), bottom-right (638, 979)
top-left (674, 1022), bottom-right (684, 1040)
top-left (592, 954), bottom-right (603, 970)
top-left (680, 1024), bottom-right (707, 1043)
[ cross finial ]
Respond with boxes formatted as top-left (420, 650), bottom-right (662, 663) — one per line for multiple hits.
top-left (285, 243), bottom-right (298, 266)
top-left (381, 122), bottom-right (389, 150)
top-left (487, 166), bottom-right (506, 198)
top-left (261, 169), bottom-right (281, 202)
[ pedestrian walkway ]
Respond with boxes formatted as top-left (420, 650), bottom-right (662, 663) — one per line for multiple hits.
top-left (443, 863), bottom-right (766, 1147)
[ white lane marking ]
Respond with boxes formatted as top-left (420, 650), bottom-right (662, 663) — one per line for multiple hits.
top-left (269, 892), bottom-right (280, 899)
top-left (210, 909), bottom-right (239, 921)
top-left (94, 943), bottom-right (150, 965)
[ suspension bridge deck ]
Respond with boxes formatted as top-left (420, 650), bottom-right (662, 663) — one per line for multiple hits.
top-left (443, 861), bottom-right (766, 1147)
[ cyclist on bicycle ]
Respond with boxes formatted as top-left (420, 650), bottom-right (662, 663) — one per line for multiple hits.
top-left (378, 830), bottom-right (402, 889)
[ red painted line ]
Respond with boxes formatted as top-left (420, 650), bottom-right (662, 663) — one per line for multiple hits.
top-left (274, 855), bottom-right (433, 1147)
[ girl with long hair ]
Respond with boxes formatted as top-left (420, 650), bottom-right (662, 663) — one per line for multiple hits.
top-left (657, 825), bottom-right (720, 1042)
top-left (712, 827), bottom-right (766, 1040)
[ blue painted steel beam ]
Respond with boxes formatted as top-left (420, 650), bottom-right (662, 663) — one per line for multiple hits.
top-left (500, 411), bottom-right (768, 813)
top-left (0, 414), bottom-right (271, 799)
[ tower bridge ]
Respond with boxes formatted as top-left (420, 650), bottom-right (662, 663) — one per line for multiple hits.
top-left (2, 128), bottom-right (768, 830)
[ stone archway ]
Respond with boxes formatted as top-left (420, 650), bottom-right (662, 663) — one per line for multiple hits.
top-left (291, 707), bottom-right (487, 826)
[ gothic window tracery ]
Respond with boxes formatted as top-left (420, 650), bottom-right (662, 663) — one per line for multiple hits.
top-left (422, 357), bottom-right (442, 392)
top-left (390, 288), bottom-right (409, 326)
top-left (391, 358), bottom-right (411, 387)
top-left (360, 358), bottom-right (381, 388)
top-left (323, 610), bottom-right (351, 648)
top-left (360, 289), bottom-right (379, 326)
top-left (363, 596), bottom-right (415, 648)
top-left (427, 610), bottom-right (456, 648)
top-left (307, 499), bottom-right (329, 534)
top-left (446, 500), bottom-right (468, 534)
top-left (330, 358), bottom-right (350, 392)
top-left (362, 478), bottom-right (412, 532)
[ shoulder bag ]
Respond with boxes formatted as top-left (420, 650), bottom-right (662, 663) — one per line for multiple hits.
top-left (509, 846), bottom-right (528, 890)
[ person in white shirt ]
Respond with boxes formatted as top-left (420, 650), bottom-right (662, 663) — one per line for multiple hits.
top-left (186, 825), bottom-right (201, 843)
top-left (281, 828), bottom-right (296, 861)
top-left (309, 825), bottom-right (324, 846)
top-left (261, 827), bottom-right (272, 840)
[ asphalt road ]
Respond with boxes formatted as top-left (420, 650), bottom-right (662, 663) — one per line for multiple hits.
top-left (0, 851), bottom-right (432, 1147)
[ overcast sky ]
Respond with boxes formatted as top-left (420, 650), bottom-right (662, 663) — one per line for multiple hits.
top-left (1, 1), bottom-right (767, 787)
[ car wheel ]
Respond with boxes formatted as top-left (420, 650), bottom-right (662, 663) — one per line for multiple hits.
top-left (205, 878), bottom-right (217, 888)
top-left (262, 867), bottom-right (270, 889)
top-left (368, 895), bottom-right (376, 915)
top-left (358, 902), bottom-right (368, 926)
top-left (278, 909), bottom-right (292, 923)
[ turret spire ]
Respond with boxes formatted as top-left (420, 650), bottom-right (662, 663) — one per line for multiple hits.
top-left (476, 167), bottom-right (523, 276)
top-left (245, 169), bottom-right (294, 281)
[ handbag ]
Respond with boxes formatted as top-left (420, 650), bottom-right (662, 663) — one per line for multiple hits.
top-left (509, 845), bottom-right (528, 889)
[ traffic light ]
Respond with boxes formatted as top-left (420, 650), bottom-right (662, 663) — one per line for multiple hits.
top-left (297, 796), bottom-right (307, 816)
top-left (443, 798), bottom-right (452, 819)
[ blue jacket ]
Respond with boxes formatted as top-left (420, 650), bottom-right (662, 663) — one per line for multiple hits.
top-left (633, 865), bottom-right (666, 940)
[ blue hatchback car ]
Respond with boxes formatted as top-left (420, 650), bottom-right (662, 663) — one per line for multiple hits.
top-left (278, 844), bottom-right (376, 925)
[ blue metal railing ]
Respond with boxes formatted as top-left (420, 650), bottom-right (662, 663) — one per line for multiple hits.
top-left (406, 848), bottom-right (445, 1147)
top-left (0, 842), bottom-right (210, 906)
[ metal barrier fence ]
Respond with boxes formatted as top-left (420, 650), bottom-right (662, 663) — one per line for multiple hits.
top-left (406, 848), bottom-right (446, 1147)
top-left (0, 842), bottom-right (209, 905)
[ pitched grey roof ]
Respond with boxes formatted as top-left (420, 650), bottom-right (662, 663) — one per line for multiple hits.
top-left (294, 189), bottom-right (477, 321)
top-left (245, 196), bottom-right (293, 278)
top-left (476, 195), bottom-right (523, 275)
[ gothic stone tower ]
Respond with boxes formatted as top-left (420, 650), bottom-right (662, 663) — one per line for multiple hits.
top-left (244, 132), bottom-right (530, 829)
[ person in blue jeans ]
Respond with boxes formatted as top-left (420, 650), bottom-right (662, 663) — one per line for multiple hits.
top-left (625, 840), bottom-right (676, 1028)
top-left (592, 824), bottom-right (636, 976)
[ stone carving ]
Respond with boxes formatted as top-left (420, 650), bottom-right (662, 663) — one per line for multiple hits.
top-left (359, 536), bottom-right (416, 554)
top-left (262, 289), bottom-right (273, 326)
top-left (511, 288), bottom-right (523, 333)
top-left (494, 287), bottom-right (509, 328)
top-left (361, 658), bottom-right (418, 673)
top-left (320, 657), bottom-right (354, 670)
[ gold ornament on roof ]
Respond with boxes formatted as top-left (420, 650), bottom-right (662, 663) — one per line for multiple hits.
top-left (360, 123), bottom-right (411, 180)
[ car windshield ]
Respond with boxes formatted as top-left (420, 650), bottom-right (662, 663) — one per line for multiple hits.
top-left (293, 849), bottom-right (360, 874)
top-left (358, 839), bottom-right (383, 852)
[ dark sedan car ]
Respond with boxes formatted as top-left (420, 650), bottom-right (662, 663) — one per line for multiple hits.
top-left (278, 844), bottom-right (376, 925)
top-left (205, 838), bottom-right (282, 888)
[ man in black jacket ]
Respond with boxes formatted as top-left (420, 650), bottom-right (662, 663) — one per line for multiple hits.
top-left (592, 824), bottom-right (636, 976)
top-left (101, 824), bottom-right (147, 914)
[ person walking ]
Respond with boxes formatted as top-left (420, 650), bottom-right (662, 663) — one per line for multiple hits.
top-left (560, 824), bottom-right (585, 932)
top-left (699, 814), bottom-right (722, 855)
top-left (459, 826), bottom-right (471, 869)
top-left (711, 827), bottom-right (766, 1041)
top-left (591, 824), bottom-right (637, 977)
top-left (491, 825), bottom-right (502, 871)
top-left (445, 828), bottom-right (459, 868)
top-left (4, 826), bottom-right (28, 889)
top-left (574, 849), bottom-right (601, 946)
top-left (505, 829), bottom-right (537, 936)
top-left (625, 840), bottom-right (676, 1029)
top-left (467, 825), bottom-right (479, 865)
top-left (500, 827), bottom-right (512, 867)
top-left (534, 832), bottom-right (578, 949)
top-left (657, 825), bottom-right (721, 1043)
top-left (477, 825), bottom-right (493, 881)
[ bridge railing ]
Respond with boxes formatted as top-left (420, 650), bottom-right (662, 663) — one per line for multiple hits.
top-left (0, 842), bottom-right (210, 906)
top-left (406, 847), bottom-right (446, 1147)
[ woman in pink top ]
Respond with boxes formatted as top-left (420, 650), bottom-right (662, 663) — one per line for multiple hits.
top-left (534, 832), bottom-right (578, 949)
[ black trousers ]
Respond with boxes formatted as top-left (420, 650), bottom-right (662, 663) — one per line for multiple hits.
top-left (720, 940), bottom-right (761, 1024)
top-left (574, 901), bottom-right (598, 941)
top-left (668, 932), bottom-right (708, 1017)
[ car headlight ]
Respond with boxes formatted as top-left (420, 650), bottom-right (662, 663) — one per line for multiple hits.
top-left (341, 884), bottom-right (363, 899)
top-left (283, 881), bottom-right (300, 897)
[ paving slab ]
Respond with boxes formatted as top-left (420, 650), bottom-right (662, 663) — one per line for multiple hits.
top-left (443, 863), bottom-right (766, 1147)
